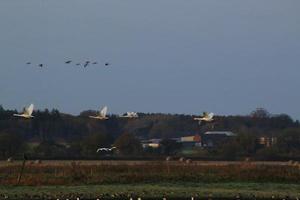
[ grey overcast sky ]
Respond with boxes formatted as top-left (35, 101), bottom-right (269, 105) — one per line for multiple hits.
top-left (0, 0), bottom-right (299, 119)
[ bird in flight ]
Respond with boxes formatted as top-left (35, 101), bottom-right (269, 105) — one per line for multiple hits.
top-left (194, 112), bottom-right (214, 125)
top-left (89, 106), bottom-right (109, 120)
top-left (38, 64), bottom-right (43, 68)
top-left (26, 62), bottom-right (31, 65)
top-left (13, 104), bottom-right (34, 119)
top-left (120, 112), bottom-right (139, 118)
top-left (96, 147), bottom-right (117, 153)
top-left (65, 60), bottom-right (72, 64)
top-left (105, 62), bottom-right (110, 66)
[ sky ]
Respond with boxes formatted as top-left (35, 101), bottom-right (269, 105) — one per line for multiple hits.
top-left (0, 0), bottom-right (299, 119)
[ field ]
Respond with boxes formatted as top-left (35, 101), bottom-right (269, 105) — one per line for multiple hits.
top-left (1, 183), bottom-right (300, 200)
top-left (0, 160), bottom-right (299, 199)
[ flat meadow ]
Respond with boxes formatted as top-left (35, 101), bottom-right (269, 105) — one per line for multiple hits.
top-left (0, 160), bottom-right (299, 199)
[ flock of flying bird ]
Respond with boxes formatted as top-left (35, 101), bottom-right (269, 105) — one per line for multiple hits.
top-left (13, 104), bottom-right (214, 152)
top-left (13, 104), bottom-right (139, 120)
top-left (26, 60), bottom-right (110, 68)
top-left (13, 104), bottom-right (214, 123)
top-left (18, 57), bottom-right (216, 154)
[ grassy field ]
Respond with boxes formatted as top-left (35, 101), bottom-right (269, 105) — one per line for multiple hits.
top-left (1, 160), bottom-right (299, 185)
top-left (0, 182), bottom-right (300, 199)
top-left (0, 161), bottom-right (299, 199)
top-left (0, 160), bottom-right (297, 166)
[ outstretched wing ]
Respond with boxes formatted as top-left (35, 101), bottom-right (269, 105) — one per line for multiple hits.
top-left (100, 106), bottom-right (108, 117)
top-left (97, 148), bottom-right (108, 152)
top-left (110, 147), bottom-right (117, 151)
top-left (208, 112), bottom-right (214, 120)
top-left (25, 104), bottom-right (34, 116)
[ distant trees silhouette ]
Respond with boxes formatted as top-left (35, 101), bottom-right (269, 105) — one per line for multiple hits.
top-left (277, 128), bottom-right (300, 156)
top-left (160, 139), bottom-right (182, 155)
top-left (81, 132), bottom-right (113, 156)
top-left (114, 133), bottom-right (142, 156)
top-left (0, 105), bottom-right (299, 160)
top-left (0, 132), bottom-right (24, 158)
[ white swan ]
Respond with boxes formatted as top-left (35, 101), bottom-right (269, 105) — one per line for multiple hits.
top-left (119, 112), bottom-right (138, 118)
top-left (194, 112), bottom-right (214, 124)
top-left (96, 147), bottom-right (116, 152)
top-left (89, 106), bottom-right (109, 120)
top-left (13, 104), bottom-right (34, 119)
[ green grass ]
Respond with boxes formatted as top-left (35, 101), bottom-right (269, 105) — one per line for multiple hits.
top-left (1, 182), bottom-right (300, 199)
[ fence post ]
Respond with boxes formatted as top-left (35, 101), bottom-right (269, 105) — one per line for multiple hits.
top-left (17, 154), bottom-right (27, 185)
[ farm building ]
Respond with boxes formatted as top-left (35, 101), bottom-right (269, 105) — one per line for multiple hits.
top-left (258, 136), bottom-right (277, 147)
top-left (142, 132), bottom-right (238, 149)
top-left (202, 131), bottom-right (236, 147)
top-left (142, 134), bottom-right (202, 148)
top-left (178, 134), bottom-right (202, 147)
top-left (141, 138), bottom-right (162, 148)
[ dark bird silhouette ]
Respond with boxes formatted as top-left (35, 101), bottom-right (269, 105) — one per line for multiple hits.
top-left (26, 62), bottom-right (31, 65)
top-left (84, 61), bottom-right (90, 68)
top-left (65, 60), bottom-right (72, 64)
top-left (38, 64), bottom-right (43, 68)
top-left (105, 62), bottom-right (110, 66)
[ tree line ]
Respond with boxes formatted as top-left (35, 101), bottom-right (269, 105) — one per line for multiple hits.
top-left (0, 105), bottom-right (299, 160)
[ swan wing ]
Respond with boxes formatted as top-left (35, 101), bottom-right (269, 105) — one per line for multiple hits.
top-left (100, 106), bottom-right (108, 117)
top-left (208, 112), bottom-right (214, 120)
top-left (25, 104), bottom-right (34, 116)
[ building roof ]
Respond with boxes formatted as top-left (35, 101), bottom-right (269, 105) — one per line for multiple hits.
top-left (180, 134), bottom-right (201, 142)
top-left (142, 134), bottom-right (201, 144)
top-left (204, 131), bottom-right (235, 136)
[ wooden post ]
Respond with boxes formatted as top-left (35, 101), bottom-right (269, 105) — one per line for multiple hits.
top-left (17, 155), bottom-right (27, 185)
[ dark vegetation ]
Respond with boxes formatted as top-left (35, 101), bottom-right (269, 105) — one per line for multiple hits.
top-left (0, 162), bottom-right (300, 186)
top-left (1, 182), bottom-right (300, 200)
top-left (0, 105), bottom-right (300, 160)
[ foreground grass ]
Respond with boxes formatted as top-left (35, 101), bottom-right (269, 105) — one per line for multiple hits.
top-left (0, 182), bottom-right (300, 199)
top-left (1, 162), bottom-right (300, 185)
